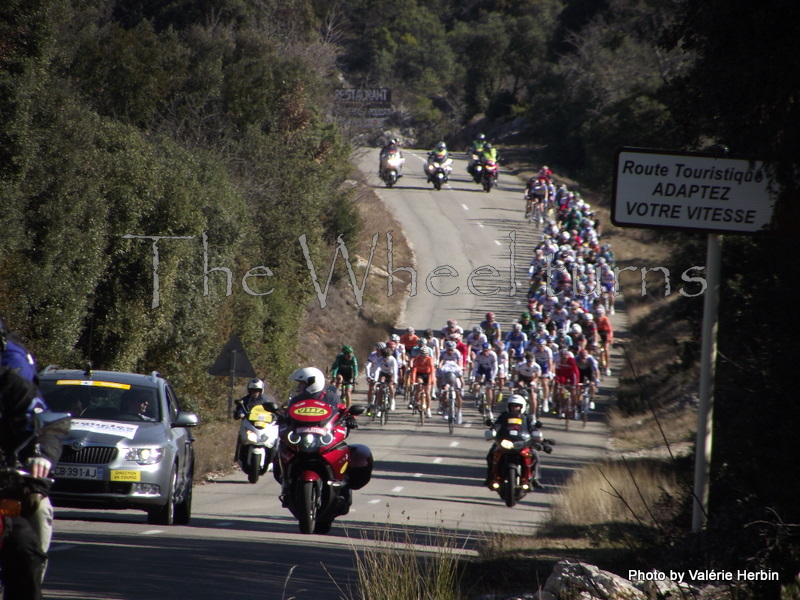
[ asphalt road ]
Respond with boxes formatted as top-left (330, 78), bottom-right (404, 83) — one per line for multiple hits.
top-left (43, 148), bottom-right (619, 600)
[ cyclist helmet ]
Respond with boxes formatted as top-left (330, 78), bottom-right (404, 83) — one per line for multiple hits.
top-left (247, 378), bottom-right (264, 392)
top-left (391, 334), bottom-right (400, 342)
top-left (446, 319), bottom-right (457, 327)
top-left (472, 325), bottom-right (482, 333)
top-left (596, 257), bottom-right (606, 265)
top-left (376, 342), bottom-right (387, 350)
top-left (420, 346), bottom-right (431, 356)
top-left (288, 367), bottom-right (325, 394)
top-left (584, 313), bottom-right (594, 321)
top-left (485, 312), bottom-right (494, 320)
top-left (513, 323), bottom-right (522, 331)
top-left (444, 341), bottom-right (456, 350)
top-left (406, 327), bottom-right (415, 334)
top-left (507, 394), bottom-right (527, 414)
top-left (570, 324), bottom-right (582, 335)
top-left (482, 342), bottom-right (491, 350)
top-left (596, 306), bottom-right (606, 315)
top-left (477, 133), bottom-right (486, 141)
top-left (342, 345), bottom-right (354, 354)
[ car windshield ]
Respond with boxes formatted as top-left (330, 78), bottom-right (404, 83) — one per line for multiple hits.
top-left (40, 379), bottom-right (161, 422)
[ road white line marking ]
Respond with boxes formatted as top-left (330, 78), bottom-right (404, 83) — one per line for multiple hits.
top-left (478, 223), bottom-right (485, 228)
top-left (495, 240), bottom-right (502, 246)
top-left (368, 499), bottom-right (381, 504)
top-left (392, 486), bottom-right (404, 493)
top-left (449, 441), bottom-right (459, 448)
top-left (413, 473), bottom-right (423, 478)
top-left (461, 203), bottom-right (469, 211)
top-left (141, 529), bottom-right (164, 535)
top-left (433, 457), bottom-right (443, 464)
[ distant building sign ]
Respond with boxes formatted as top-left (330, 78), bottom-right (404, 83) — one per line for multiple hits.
top-left (335, 88), bottom-right (392, 127)
top-left (612, 147), bottom-right (779, 234)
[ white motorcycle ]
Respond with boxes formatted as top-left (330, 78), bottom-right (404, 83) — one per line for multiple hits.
top-left (425, 157), bottom-right (453, 191)
top-left (380, 151), bottom-right (405, 188)
top-left (235, 404), bottom-right (279, 483)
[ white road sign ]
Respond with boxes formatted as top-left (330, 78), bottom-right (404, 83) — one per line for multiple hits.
top-left (612, 147), bottom-right (779, 234)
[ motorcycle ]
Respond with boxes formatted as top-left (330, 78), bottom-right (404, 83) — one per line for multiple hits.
top-left (467, 153), bottom-right (484, 184)
top-left (379, 150), bottom-right (405, 188)
top-left (484, 419), bottom-right (554, 507)
top-left (235, 404), bottom-right (279, 484)
top-left (1, 412), bottom-right (71, 596)
top-left (265, 399), bottom-right (372, 534)
top-left (425, 158), bottom-right (453, 191)
top-left (481, 158), bottom-right (499, 192)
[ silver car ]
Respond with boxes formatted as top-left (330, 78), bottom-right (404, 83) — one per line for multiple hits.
top-left (39, 368), bottom-right (199, 525)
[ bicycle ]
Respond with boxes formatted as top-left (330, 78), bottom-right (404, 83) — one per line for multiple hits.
top-left (441, 384), bottom-right (457, 435)
top-left (410, 382), bottom-right (425, 426)
top-left (578, 382), bottom-right (594, 427)
top-left (373, 381), bottom-right (391, 427)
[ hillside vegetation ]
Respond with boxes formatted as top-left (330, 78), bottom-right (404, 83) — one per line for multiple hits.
top-left (1, 1), bottom-right (799, 596)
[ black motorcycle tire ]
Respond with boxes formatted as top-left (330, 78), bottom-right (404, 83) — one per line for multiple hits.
top-left (314, 519), bottom-right (333, 534)
top-left (433, 177), bottom-right (442, 191)
top-left (385, 171), bottom-right (397, 188)
top-left (483, 177), bottom-right (493, 193)
top-left (504, 465), bottom-right (518, 507)
top-left (298, 480), bottom-right (319, 534)
top-left (247, 453), bottom-right (260, 484)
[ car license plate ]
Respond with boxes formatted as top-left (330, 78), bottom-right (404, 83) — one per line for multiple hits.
top-left (53, 465), bottom-right (104, 480)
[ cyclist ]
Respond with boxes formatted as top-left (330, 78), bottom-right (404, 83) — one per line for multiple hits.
top-left (330, 345), bottom-right (358, 407)
top-left (421, 328), bottom-right (441, 364)
top-left (441, 319), bottom-right (463, 342)
top-left (597, 257), bottom-right (617, 315)
top-left (471, 343), bottom-right (498, 409)
top-left (531, 338), bottom-right (554, 413)
top-left (493, 340), bottom-right (509, 408)
top-left (575, 348), bottom-right (599, 416)
top-left (595, 306), bottom-right (614, 376)
top-left (373, 345), bottom-right (399, 413)
top-left (365, 342), bottom-right (386, 409)
top-left (553, 348), bottom-right (580, 419)
top-left (438, 344), bottom-right (464, 424)
top-left (409, 346), bottom-right (435, 418)
top-left (465, 326), bottom-right (488, 379)
top-left (480, 312), bottom-right (502, 345)
top-left (504, 323), bottom-right (528, 364)
top-left (513, 352), bottom-right (542, 418)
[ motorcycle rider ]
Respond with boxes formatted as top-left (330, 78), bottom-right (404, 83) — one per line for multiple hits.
top-left (484, 394), bottom-right (544, 489)
top-left (288, 367), bottom-right (345, 411)
top-left (0, 365), bottom-right (62, 600)
top-left (467, 133), bottom-right (487, 175)
top-left (378, 138), bottom-right (403, 179)
top-left (1, 314), bottom-right (58, 592)
top-left (426, 141), bottom-right (450, 183)
top-left (234, 378), bottom-right (270, 420)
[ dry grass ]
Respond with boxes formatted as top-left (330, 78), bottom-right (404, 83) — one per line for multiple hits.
top-left (547, 459), bottom-right (682, 528)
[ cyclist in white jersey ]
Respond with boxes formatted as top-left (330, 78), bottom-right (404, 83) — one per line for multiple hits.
top-left (373, 346), bottom-right (399, 411)
top-left (466, 326), bottom-right (488, 378)
top-left (531, 338), bottom-right (554, 411)
top-left (438, 341), bottom-right (464, 423)
top-left (513, 352), bottom-right (542, 417)
top-left (493, 341), bottom-right (509, 406)
top-left (470, 343), bottom-right (498, 407)
top-left (365, 342), bottom-right (385, 406)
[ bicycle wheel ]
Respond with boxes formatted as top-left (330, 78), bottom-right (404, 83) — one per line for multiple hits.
top-left (418, 390), bottom-right (425, 427)
top-left (380, 388), bottom-right (389, 426)
top-left (448, 393), bottom-right (455, 435)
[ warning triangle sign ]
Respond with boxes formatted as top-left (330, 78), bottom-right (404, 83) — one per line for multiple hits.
top-left (208, 334), bottom-right (257, 378)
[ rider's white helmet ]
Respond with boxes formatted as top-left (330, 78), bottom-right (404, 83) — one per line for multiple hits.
top-left (507, 394), bottom-right (527, 413)
top-left (247, 378), bottom-right (264, 391)
top-left (288, 367), bottom-right (325, 394)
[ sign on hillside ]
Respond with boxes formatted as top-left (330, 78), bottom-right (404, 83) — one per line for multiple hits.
top-left (612, 147), bottom-right (779, 234)
top-left (335, 88), bottom-right (392, 128)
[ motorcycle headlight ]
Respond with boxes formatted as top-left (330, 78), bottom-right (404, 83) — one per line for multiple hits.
top-left (298, 433), bottom-right (321, 453)
top-left (499, 439), bottom-right (515, 450)
top-left (246, 430), bottom-right (259, 443)
top-left (125, 447), bottom-right (165, 465)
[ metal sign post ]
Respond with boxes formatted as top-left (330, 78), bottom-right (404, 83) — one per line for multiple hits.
top-left (692, 233), bottom-right (721, 532)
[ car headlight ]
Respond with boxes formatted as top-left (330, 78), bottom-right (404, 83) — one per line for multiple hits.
top-left (125, 448), bottom-right (165, 465)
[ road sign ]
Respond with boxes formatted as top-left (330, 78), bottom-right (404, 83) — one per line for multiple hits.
top-left (612, 147), bottom-right (779, 234)
top-left (208, 334), bottom-right (256, 378)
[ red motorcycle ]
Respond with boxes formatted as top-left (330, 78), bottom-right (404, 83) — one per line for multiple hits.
top-left (481, 158), bottom-right (499, 192)
top-left (266, 398), bottom-right (372, 534)
top-left (485, 419), bottom-right (554, 507)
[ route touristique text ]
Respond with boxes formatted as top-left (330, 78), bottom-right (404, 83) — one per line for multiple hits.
top-left (123, 231), bottom-right (709, 309)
